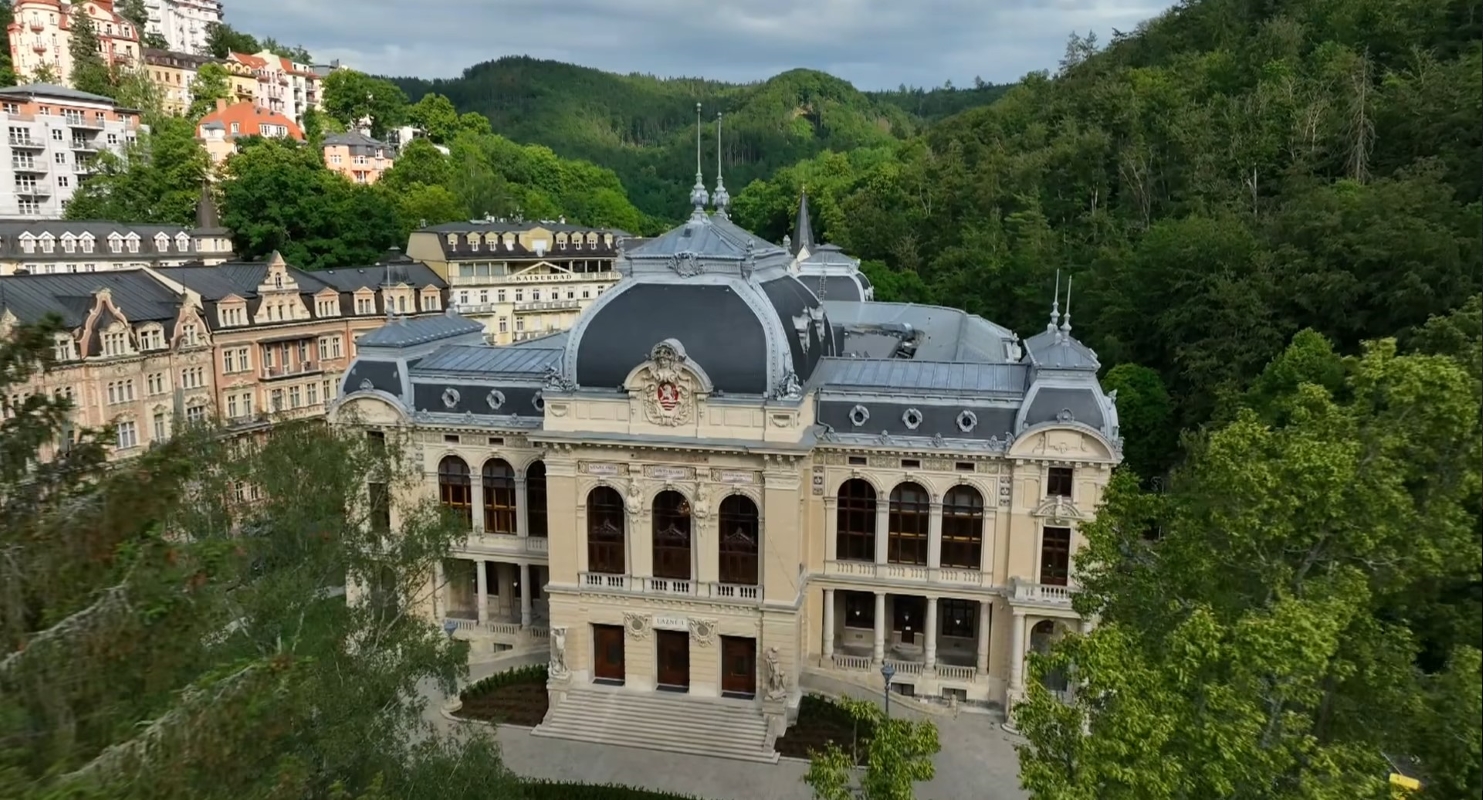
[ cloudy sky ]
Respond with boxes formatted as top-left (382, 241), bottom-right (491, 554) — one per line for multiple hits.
top-left (229, 0), bottom-right (1173, 89)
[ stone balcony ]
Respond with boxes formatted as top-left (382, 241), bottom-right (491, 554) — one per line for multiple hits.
top-left (1008, 577), bottom-right (1075, 607)
top-left (822, 559), bottom-right (994, 590)
top-left (576, 572), bottom-right (761, 605)
top-left (459, 532), bottom-right (550, 560)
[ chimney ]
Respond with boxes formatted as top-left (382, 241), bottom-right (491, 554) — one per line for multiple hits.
top-left (215, 97), bottom-right (228, 113)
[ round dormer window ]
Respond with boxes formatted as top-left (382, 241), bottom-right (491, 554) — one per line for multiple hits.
top-left (1056, 408), bottom-right (1075, 423)
top-left (956, 410), bottom-right (978, 434)
top-left (486, 389), bottom-right (506, 410)
top-left (848, 404), bottom-right (870, 427)
top-left (532, 391), bottom-right (546, 412)
top-left (441, 388), bottom-right (460, 409)
top-left (902, 408), bottom-right (924, 430)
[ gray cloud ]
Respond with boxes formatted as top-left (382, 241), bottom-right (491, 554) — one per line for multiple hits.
top-left (227, 0), bottom-right (1171, 89)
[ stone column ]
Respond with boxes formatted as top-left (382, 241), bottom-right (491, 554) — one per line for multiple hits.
top-left (874, 503), bottom-right (890, 565)
top-left (1008, 610), bottom-right (1027, 693)
top-left (432, 559), bottom-right (445, 619)
top-left (515, 476), bottom-right (529, 538)
top-left (872, 592), bottom-right (887, 665)
top-left (496, 563), bottom-right (514, 618)
top-left (469, 475), bottom-right (484, 534)
top-left (475, 559), bottom-right (489, 625)
top-left (822, 589), bottom-right (836, 660)
top-left (975, 600), bottom-right (991, 674)
top-left (927, 501), bottom-right (943, 570)
top-left (519, 562), bottom-right (532, 627)
top-left (823, 496), bottom-right (838, 562)
top-left (924, 596), bottom-right (938, 669)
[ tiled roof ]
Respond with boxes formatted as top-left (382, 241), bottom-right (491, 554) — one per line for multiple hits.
top-left (230, 52), bottom-right (268, 69)
top-left (197, 101), bottom-right (304, 140)
top-left (0, 270), bottom-right (183, 327)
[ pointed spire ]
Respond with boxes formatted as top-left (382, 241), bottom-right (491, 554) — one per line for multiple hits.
top-left (1059, 274), bottom-right (1073, 338)
top-left (688, 102), bottom-right (710, 220)
top-left (1047, 269), bottom-right (1061, 334)
top-left (712, 112), bottom-right (730, 219)
top-left (792, 186), bottom-right (815, 256)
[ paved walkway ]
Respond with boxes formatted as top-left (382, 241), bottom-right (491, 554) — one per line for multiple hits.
top-left (421, 659), bottom-right (1029, 800)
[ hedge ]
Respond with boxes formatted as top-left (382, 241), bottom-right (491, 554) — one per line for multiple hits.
top-left (521, 780), bottom-right (702, 799)
top-left (461, 664), bottom-right (548, 699)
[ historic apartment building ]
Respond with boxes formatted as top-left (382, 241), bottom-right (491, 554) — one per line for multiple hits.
top-left (196, 98), bottom-right (302, 164)
top-left (140, 0), bottom-right (220, 56)
top-left (404, 221), bottom-right (627, 346)
top-left (0, 185), bottom-right (235, 275)
top-left (0, 250), bottom-right (449, 459)
top-left (331, 183), bottom-right (1120, 761)
top-left (224, 50), bottom-right (321, 127)
top-left (321, 131), bottom-right (394, 184)
top-left (1, 82), bottom-right (140, 218)
top-left (142, 47), bottom-right (217, 115)
top-left (6, 0), bottom-right (141, 87)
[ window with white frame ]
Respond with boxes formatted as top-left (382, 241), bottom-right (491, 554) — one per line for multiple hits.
top-left (306, 382), bottom-right (319, 405)
top-left (185, 404), bottom-right (207, 423)
top-left (53, 335), bottom-right (77, 361)
top-left (138, 328), bottom-right (164, 350)
top-left (102, 331), bottom-right (129, 357)
top-left (116, 420), bottom-right (138, 449)
top-left (180, 366), bottom-right (204, 389)
top-left (152, 411), bottom-right (168, 442)
top-left (146, 372), bottom-right (166, 395)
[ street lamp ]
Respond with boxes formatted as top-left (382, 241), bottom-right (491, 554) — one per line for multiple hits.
top-left (442, 619), bottom-right (458, 639)
top-left (880, 662), bottom-right (896, 717)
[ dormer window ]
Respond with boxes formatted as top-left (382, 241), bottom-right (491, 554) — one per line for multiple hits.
top-left (53, 335), bottom-right (77, 361)
top-left (445, 233), bottom-right (457, 246)
top-left (466, 233), bottom-right (479, 246)
top-left (175, 233), bottom-right (189, 250)
top-left (101, 330), bottom-right (130, 357)
top-left (354, 295), bottom-right (376, 314)
top-left (138, 328), bottom-right (164, 350)
top-left (126, 237), bottom-right (139, 254)
top-left (154, 233), bottom-right (169, 251)
top-left (273, 274), bottom-right (283, 289)
top-left (181, 323), bottom-right (199, 347)
top-left (108, 235), bottom-right (122, 253)
top-left (19, 237), bottom-right (35, 254)
top-left (80, 236), bottom-right (94, 253)
top-left (483, 233), bottom-right (499, 246)
top-left (586, 233), bottom-right (598, 245)
top-left (421, 292), bottom-right (440, 311)
top-left (316, 298), bottom-right (339, 317)
top-left (39, 238), bottom-right (54, 254)
top-left (61, 236), bottom-right (76, 253)
top-left (503, 233), bottom-right (515, 249)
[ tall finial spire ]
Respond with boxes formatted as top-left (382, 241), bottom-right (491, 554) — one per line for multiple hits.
top-left (688, 102), bottom-right (709, 219)
top-left (792, 185), bottom-right (816, 256)
top-left (1047, 270), bottom-right (1061, 334)
top-left (712, 111), bottom-right (730, 218)
top-left (1060, 274), bottom-right (1073, 337)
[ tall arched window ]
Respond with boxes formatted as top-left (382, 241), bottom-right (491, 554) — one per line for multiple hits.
top-left (437, 456), bottom-right (471, 528)
top-left (526, 461), bottom-right (548, 538)
top-left (587, 486), bottom-right (625, 574)
top-left (652, 490), bottom-right (692, 581)
top-left (887, 482), bottom-right (930, 565)
top-left (482, 458), bottom-right (517, 534)
top-left (836, 479), bottom-right (876, 562)
top-left (718, 494), bottom-right (759, 586)
top-left (940, 485), bottom-right (984, 569)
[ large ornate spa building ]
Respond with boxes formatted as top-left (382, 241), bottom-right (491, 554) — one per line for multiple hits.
top-left (330, 182), bottom-right (1120, 761)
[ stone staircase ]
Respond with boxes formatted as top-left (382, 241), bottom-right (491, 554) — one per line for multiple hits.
top-left (533, 685), bottom-right (779, 763)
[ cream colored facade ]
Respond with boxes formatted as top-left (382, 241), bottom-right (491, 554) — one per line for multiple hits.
top-left (332, 190), bottom-right (1121, 757)
top-left (405, 222), bottom-right (624, 345)
top-left (7, 0), bottom-right (140, 87)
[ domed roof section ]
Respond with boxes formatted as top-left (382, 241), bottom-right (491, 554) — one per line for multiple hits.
top-left (562, 209), bottom-right (834, 397)
top-left (795, 243), bottom-right (873, 302)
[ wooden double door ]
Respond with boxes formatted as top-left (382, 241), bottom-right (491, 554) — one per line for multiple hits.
top-left (656, 629), bottom-right (690, 690)
top-left (721, 636), bottom-right (757, 698)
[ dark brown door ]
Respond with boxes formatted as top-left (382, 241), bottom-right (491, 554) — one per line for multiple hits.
top-left (656, 629), bottom-right (690, 690)
top-left (593, 624), bottom-right (625, 683)
top-left (721, 636), bottom-right (756, 697)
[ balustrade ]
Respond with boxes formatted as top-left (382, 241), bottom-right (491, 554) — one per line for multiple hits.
top-left (937, 664), bottom-right (976, 682)
top-left (831, 654), bottom-right (871, 671)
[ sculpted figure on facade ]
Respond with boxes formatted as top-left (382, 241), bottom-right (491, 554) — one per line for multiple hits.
top-left (625, 477), bottom-right (642, 516)
top-left (691, 481), bottom-right (711, 519)
top-left (764, 646), bottom-right (787, 700)
top-left (549, 627), bottom-right (569, 677)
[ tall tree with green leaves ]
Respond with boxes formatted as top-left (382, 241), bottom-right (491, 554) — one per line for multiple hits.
top-left (115, 0), bottom-right (164, 49)
top-left (0, 319), bottom-right (522, 799)
top-left (1015, 328), bottom-right (1483, 800)
top-left (186, 62), bottom-right (232, 120)
top-left (804, 697), bottom-right (940, 800)
top-left (322, 70), bottom-right (407, 139)
top-left (0, 1), bottom-right (17, 86)
top-left (68, 5), bottom-right (114, 96)
top-left (64, 115), bottom-right (209, 224)
top-left (203, 22), bottom-right (258, 58)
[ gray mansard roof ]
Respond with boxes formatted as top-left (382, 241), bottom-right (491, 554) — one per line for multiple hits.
top-left (335, 204), bottom-right (1122, 452)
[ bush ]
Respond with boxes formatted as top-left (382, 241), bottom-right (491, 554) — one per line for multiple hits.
top-left (521, 780), bottom-right (701, 799)
top-left (462, 664), bottom-right (547, 700)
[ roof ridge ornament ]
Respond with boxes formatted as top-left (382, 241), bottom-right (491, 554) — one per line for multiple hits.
top-left (1047, 269), bottom-right (1061, 335)
top-left (713, 112), bottom-right (730, 219)
top-left (1059, 274), bottom-right (1073, 340)
top-left (688, 103), bottom-right (710, 220)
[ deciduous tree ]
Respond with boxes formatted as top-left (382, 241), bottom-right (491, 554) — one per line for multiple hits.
top-left (187, 62), bottom-right (232, 120)
top-left (64, 114), bottom-right (209, 224)
top-left (805, 698), bottom-right (940, 800)
top-left (322, 70), bottom-right (408, 139)
top-left (68, 6), bottom-right (114, 97)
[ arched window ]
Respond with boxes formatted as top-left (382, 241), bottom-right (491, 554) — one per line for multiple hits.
top-left (718, 494), bottom-right (759, 586)
top-left (652, 490), bottom-right (692, 581)
top-left (437, 456), bottom-right (471, 528)
top-left (481, 458), bottom-right (517, 534)
top-left (940, 485), bottom-right (984, 569)
top-left (835, 479), bottom-right (876, 562)
top-left (587, 487), bottom-right (625, 574)
top-left (1031, 620), bottom-right (1069, 692)
top-left (887, 482), bottom-right (930, 565)
top-left (526, 461), bottom-right (548, 538)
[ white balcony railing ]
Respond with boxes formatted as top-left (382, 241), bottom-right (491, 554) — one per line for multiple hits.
top-left (525, 537), bottom-right (549, 554)
top-left (832, 654), bottom-right (872, 671)
top-left (704, 583), bottom-right (759, 601)
top-left (580, 572), bottom-right (628, 591)
top-left (575, 573), bottom-right (760, 603)
top-left (937, 664), bottom-right (977, 682)
top-left (1010, 578), bottom-right (1075, 605)
top-left (823, 560), bottom-right (993, 588)
top-left (640, 577), bottom-right (692, 596)
top-left (885, 658), bottom-right (925, 676)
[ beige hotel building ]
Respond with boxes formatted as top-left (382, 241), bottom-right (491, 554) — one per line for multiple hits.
top-left (331, 187), bottom-right (1120, 761)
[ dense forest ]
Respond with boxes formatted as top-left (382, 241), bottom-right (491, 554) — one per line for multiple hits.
top-left (387, 57), bottom-right (1008, 220)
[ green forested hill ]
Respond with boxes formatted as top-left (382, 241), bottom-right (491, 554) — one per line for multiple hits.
top-left (387, 56), bottom-right (1006, 219)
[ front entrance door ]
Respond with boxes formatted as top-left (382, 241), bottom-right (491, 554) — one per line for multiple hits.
top-left (720, 636), bottom-right (756, 698)
top-left (593, 624), bottom-right (625, 684)
top-left (656, 629), bottom-right (690, 691)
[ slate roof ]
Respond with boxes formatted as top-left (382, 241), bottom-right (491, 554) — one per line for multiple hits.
top-left (0, 270), bottom-right (183, 326)
top-left (0, 83), bottom-right (117, 105)
top-left (322, 131), bottom-right (389, 155)
top-left (412, 343), bottom-right (562, 377)
top-left (357, 312), bottom-right (485, 347)
top-left (823, 301), bottom-right (1014, 363)
top-left (814, 359), bottom-right (1029, 395)
top-left (0, 221), bottom-right (206, 261)
top-left (1023, 327), bottom-right (1100, 370)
